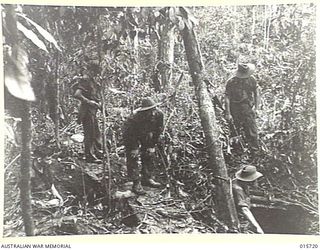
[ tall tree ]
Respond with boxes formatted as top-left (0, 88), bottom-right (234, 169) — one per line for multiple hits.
top-left (157, 7), bottom-right (175, 90)
top-left (4, 4), bottom-right (35, 236)
top-left (54, 51), bottom-right (60, 149)
top-left (3, 4), bottom-right (61, 236)
top-left (178, 7), bottom-right (239, 231)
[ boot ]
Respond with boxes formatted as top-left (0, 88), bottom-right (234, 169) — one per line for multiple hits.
top-left (132, 180), bottom-right (147, 195)
top-left (141, 178), bottom-right (161, 188)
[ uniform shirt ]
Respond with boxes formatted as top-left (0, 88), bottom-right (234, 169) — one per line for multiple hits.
top-left (232, 180), bottom-right (251, 211)
top-left (123, 109), bottom-right (164, 150)
top-left (75, 75), bottom-right (101, 119)
top-left (225, 76), bottom-right (257, 105)
top-left (76, 76), bottom-right (100, 103)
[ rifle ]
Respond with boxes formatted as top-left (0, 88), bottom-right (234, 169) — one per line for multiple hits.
top-left (228, 120), bottom-right (246, 152)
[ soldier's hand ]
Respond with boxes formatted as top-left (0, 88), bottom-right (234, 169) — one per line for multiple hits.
top-left (88, 100), bottom-right (100, 109)
top-left (159, 134), bottom-right (165, 143)
top-left (147, 148), bottom-right (156, 156)
top-left (147, 148), bottom-right (155, 153)
top-left (148, 132), bottom-right (153, 139)
top-left (130, 149), bottom-right (139, 159)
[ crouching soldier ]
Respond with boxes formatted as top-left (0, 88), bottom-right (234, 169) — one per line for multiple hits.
top-left (232, 165), bottom-right (264, 234)
top-left (123, 98), bottom-right (164, 195)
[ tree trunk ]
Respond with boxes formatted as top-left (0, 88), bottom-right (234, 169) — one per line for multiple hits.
top-left (5, 4), bottom-right (35, 236)
top-left (20, 101), bottom-right (35, 236)
top-left (180, 17), bottom-right (239, 231)
top-left (250, 6), bottom-right (256, 56)
top-left (97, 15), bottom-right (112, 210)
top-left (264, 5), bottom-right (272, 49)
top-left (266, 6), bottom-right (272, 50)
top-left (54, 51), bottom-right (60, 149)
top-left (158, 21), bottom-right (175, 89)
top-left (132, 30), bottom-right (139, 85)
top-left (233, 6), bottom-right (240, 60)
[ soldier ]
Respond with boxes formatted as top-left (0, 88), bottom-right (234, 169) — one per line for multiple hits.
top-left (123, 98), bottom-right (164, 195)
top-left (74, 64), bottom-right (103, 164)
top-left (225, 63), bottom-right (260, 151)
top-left (232, 165), bottom-right (264, 234)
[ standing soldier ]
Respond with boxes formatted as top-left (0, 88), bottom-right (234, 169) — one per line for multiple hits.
top-left (225, 63), bottom-right (260, 152)
top-left (123, 98), bottom-right (164, 195)
top-left (74, 64), bottom-right (103, 164)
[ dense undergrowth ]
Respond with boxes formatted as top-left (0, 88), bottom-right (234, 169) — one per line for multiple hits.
top-left (3, 4), bottom-right (318, 235)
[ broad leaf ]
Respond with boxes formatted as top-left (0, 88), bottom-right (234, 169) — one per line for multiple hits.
top-left (4, 47), bottom-right (36, 101)
top-left (18, 13), bottom-right (61, 51)
top-left (17, 22), bottom-right (48, 52)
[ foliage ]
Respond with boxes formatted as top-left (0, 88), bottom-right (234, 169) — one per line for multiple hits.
top-left (3, 4), bottom-right (318, 235)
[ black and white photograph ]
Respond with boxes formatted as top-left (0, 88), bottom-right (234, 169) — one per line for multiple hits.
top-left (2, 2), bottom-right (318, 240)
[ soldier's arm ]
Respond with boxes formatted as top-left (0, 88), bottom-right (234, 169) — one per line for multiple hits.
top-left (241, 207), bottom-right (264, 234)
top-left (254, 87), bottom-right (260, 109)
top-left (74, 89), bottom-right (100, 109)
top-left (224, 93), bottom-right (232, 121)
top-left (233, 184), bottom-right (262, 233)
top-left (224, 80), bottom-right (232, 120)
top-left (153, 110), bottom-right (164, 144)
top-left (123, 118), bottom-right (139, 150)
top-left (251, 77), bottom-right (259, 109)
top-left (225, 94), bottom-right (231, 114)
top-left (158, 110), bottom-right (164, 133)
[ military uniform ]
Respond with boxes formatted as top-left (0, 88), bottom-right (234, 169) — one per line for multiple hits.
top-left (123, 98), bottom-right (164, 194)
top-left (225, 75), bottom-right (259, 149)
top-left (232, 180), bottom-right (251, 210)
top-left (123, 109), bottom-right (163, 181)
top-left (232, 165), bottom-right (264, 234)
top-left (232, 180), bottom-right (252, 232)
top-left (75, 76), bottom-right (102, 162)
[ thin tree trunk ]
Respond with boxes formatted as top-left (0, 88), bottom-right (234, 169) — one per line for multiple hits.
top-left (233, 6), bottom-right (240, 61)
top-left (251, 6), bottom-right (256, 42)
top-left (100, 81), bottom-right (112, 209)
top-left (180, 12), bottom-right (239, 231)
top-left (159, 19), bottom-right (175, 89)
top-left (266, 5), bottom-right (272, 50)
top-left (97, 14), bottom-right (112, 209)
top-left (264, 5), bottom-right (271, 49)
top-left (250, 6), bottom-right (256, 55)
top-left (54, 51), bottom-right (60, 149)
top-left (20, 101), bottom-right (35, 236)
top-left (5, 4), bottom-right (35, 236)
top-left (133, 29), bottom-right (139, 85)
